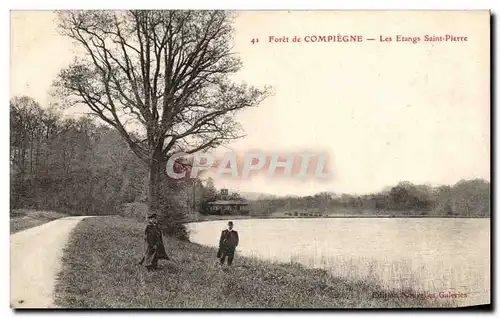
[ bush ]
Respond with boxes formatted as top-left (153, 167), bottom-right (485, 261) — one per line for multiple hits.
top-left (156, 178), bottom-right (190, 241)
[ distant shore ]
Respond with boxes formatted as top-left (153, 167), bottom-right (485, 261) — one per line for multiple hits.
top-left (190, 213), bottom-right (490, 223)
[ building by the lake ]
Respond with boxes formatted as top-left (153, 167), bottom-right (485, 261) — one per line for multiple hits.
top-left (207, 200), bottom-right (249, 215)
top-left (206, 188), bottom-right (249, 215)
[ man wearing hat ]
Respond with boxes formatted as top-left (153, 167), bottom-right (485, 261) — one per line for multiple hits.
top-left (139, 213), bottom-right (168, 270)
top-left (218, 221), bottom-right (239, 266)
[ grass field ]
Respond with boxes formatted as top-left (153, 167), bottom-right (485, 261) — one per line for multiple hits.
top-left (10, 209), bottom-right (69, 234)
top-left (54, 216), bottom-right (449, 308)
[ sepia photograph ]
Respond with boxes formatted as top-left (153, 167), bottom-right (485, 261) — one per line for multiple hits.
top-left (9, 9), bottom-right (491, 309)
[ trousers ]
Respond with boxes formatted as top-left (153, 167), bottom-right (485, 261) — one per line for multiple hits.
top-left (219, 247), bottom-right (236, 266)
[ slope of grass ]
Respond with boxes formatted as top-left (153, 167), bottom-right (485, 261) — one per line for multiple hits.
top-left (54, 216), bottom-right (448, 308)
top-left (10, 209), bottom-right (69, 234)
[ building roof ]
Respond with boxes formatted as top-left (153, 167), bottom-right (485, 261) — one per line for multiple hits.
top-left (208, 200), bottom-right (248, 206)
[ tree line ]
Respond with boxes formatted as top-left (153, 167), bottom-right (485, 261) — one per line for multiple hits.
top-left (248, 179), bottom-right (490, 217)
top-left (10, 96), bottom-right (149, 215)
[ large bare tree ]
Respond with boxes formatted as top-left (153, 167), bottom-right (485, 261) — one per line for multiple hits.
top-left (54, 10), bottom-right (270, 215)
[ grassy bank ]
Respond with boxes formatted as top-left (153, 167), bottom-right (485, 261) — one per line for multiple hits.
top-left (10, 209), bottom-right (69, 234)
top-left (54, 216), bottom-right (449, 308)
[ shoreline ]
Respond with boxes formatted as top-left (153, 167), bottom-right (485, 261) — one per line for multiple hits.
top-left (189, 214), bottom-right (490, 223)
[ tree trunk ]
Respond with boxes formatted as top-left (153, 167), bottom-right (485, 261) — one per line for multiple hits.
top-left (148, 150), bottom-right (165, 219)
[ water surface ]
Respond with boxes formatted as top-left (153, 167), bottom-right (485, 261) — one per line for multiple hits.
top-left (188, 218), bottom-right (490, 306)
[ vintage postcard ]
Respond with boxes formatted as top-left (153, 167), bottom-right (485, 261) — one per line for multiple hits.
top-left (10, 10), bottom-right (490, 309)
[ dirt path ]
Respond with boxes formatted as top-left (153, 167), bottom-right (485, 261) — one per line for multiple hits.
top-left (10, 216), bottom-right (88, 308)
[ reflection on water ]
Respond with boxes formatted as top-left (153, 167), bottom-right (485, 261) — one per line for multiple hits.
top-left (187, 218), bottom-right (490, 306)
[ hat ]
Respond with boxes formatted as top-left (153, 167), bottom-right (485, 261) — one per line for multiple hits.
top-left (147, 213), bottom-right (158, 219)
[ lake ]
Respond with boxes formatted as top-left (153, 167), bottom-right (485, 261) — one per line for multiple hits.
top-left (187, 218), bottom-right (490, 307)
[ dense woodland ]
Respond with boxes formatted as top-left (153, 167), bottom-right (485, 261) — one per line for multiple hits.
top-left (11, 96), bottom-right (146, 215)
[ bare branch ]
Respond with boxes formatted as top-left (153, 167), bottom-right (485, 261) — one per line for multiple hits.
top-left (54, 10), bottom-right (271, 169)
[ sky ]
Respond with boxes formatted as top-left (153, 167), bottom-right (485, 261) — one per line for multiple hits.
top-left (10, 11), bottom-right (490, 196)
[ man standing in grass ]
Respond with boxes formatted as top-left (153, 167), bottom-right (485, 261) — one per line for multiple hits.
top-left (139, 213), bottom-right (168, 270)
top-left (218, 221), bottom-right (239, 266)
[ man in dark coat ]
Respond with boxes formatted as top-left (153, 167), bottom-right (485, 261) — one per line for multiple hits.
top-left (139, 213), bottom-right (168, 270)
top-left (218, 221), bottom-right (239, 266)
